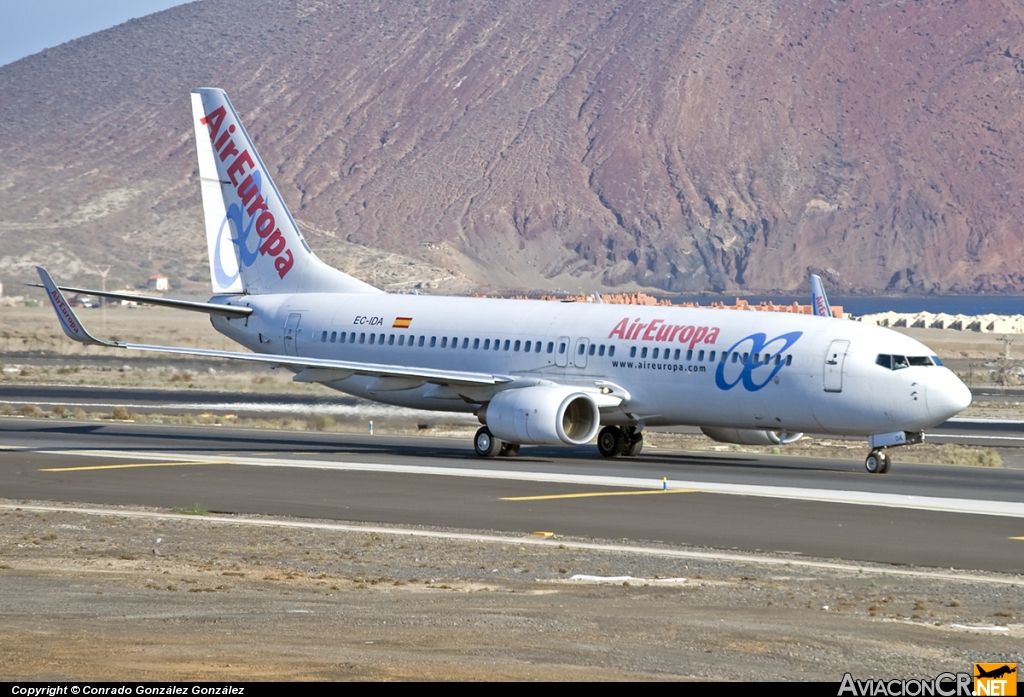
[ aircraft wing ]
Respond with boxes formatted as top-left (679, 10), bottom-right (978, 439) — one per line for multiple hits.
top-left (36, 267), bottom-right (510, 387)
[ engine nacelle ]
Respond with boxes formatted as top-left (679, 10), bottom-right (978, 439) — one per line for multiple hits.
top-left (482, 386), bottom-right (601, 446)
top-left (701, 426), bottom-right (803, 446)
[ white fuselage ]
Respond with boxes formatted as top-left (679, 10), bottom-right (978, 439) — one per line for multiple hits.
top-left (209, 293), bottom-right (972, 437)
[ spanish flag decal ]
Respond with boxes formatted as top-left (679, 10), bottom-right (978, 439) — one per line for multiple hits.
top-left (393, 317), bottom-right (412, 329)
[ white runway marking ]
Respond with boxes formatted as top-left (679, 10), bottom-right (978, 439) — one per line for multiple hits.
top-left (42, 448), bottom-right (1024, 519)
top-left (2, 503), bottom-right (1021, 586)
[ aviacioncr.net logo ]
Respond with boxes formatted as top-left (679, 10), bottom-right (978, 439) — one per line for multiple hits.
top-left (715, 331), bottom-right (802, 392)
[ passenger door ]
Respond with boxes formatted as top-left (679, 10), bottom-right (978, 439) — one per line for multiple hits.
top-left (284, 312), bottom-right (303, 356)
top-left (573, 338), bottom-right (590, 368)
top-left (823, 339), bottom-right (849, 393)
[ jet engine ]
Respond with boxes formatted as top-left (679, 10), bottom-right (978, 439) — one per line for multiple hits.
top-left (701, 426), bottom-right (804, 446)
top-left (481, 386), bottom-right (601, 446)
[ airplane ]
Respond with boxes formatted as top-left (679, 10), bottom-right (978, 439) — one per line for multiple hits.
top-left (810, 273), bottom-right (832, 318)
top-left (36, 87), bottom-right (973, 473)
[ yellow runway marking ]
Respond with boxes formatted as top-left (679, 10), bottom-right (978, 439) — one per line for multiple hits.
top-left (1011, 536), bottom-right (1024, 541)
top-left (502, 489), bottom-right (699, 501)
top-left (40, 461), bottom-right (231, 473)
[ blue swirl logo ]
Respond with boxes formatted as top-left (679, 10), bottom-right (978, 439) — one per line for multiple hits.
top-left (212, 171), bottom-right (264, 289)
top-left (715, 331), bottom-right (802, 392)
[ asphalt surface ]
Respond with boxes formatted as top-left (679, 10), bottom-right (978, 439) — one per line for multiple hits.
top-left (1, 418), bottom-right (1023, 574)
top-left (3, 384), bottom-right (1024, 444)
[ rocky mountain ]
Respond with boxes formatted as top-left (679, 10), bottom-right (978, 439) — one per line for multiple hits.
top-left (2, 0), bottom-right (1023, 295)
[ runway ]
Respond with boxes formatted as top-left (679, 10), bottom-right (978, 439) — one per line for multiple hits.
top-left (2, 418), bottom-right (1023, 574)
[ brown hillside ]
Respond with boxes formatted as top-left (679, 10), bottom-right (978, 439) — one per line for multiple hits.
top-left (1, 0), bottom-right (1023, 295)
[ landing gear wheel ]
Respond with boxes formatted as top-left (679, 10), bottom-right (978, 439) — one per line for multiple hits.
top-left (499, 442), bottom-right (520, 457)
top-left (624, 429), bottom-right (644, 457)
top-left (597, 426), bottom-right (626, 458)
top-left (865, 449), bottom-right (887, 474)
top-left (474, 427), bottom-right (502, 458)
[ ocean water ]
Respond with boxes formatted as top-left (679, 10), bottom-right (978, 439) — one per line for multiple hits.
top-left (670, 295), bottom-right (1024, 317)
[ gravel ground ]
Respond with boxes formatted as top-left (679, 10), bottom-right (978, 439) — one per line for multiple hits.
top-left (1, 501), bottom-right (1021, 681)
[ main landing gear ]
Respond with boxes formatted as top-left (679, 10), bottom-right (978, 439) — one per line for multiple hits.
top-left (597, 425), bottom-right (643, 458)
top-left (473, 427), bottom-right (519, 458)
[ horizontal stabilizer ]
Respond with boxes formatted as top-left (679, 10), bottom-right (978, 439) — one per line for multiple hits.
top-left (25, 283), bottom-right (251, 317)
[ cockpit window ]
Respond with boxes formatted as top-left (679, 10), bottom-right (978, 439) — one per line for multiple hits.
top-left (876, 354), bottom-right (936, 370)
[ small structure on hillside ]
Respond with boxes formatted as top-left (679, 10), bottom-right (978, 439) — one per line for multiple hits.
top-left (147, 274), bottom-right (169, 291)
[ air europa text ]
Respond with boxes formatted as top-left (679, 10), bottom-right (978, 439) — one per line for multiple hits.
top-left (200, 106), bottom-right (294, 279)
top-left (608, 318), bottom-right (720, 350)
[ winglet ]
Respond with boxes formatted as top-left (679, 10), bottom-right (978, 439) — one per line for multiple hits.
top-left (810, 273), bottom-right (832, 318)
top-left (36, 267), bottom-right (119, 347)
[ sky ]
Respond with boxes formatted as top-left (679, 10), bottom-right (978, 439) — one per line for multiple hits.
top-left (0, 0), bottom-right (193, 67)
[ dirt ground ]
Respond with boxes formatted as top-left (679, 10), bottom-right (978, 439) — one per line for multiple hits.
top-left (1, 502), bottom-right (1021, 681)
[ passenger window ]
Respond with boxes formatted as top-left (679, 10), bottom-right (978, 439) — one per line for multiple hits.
top-left (473, 338), bottom-right (480, 349)
top-left (359, 333), bottom-right (366, 344)
top-left (451, 337), bottom-right (457, 348)
top-left (742, 352), bottom-right (749, 363)
top-left (674, 349), bottom-right (680, 360)
top-left (608, 346), bottom-right (615, 357)
top-left (330, 331), bottom-right (337, 343)
top-left (629, 346), bottom-right (636, 358)
top-left (698, 350), bottom-right (705, 361)
top-left (686, 349), bottom-right (693, 361)
top-left (558, 342), bottom-right (566, 354)
top-left (546, 342), bottom-right (554, 353)
top-left (731, 353), bottom-right (738, 363)
top-left (369, 334), bottom-right (376, 345)
top-left (652, 348), bottom-right (659, 359)
top-left (462, 337), bottom-right (469, 349)
top-left (708, 351), bottom-right (715, 362)
top-left (494, 339), bottom-right (501, 351)
top-left (515, 340), bottom-right (522, 352)
top-left (340, 332), bottom-right (346, 344)
top-left (378, 334), bottom-right (384, 344)
top-left (524, 340), bottom-right (532, 352)
top-left (753, 353), bottom-right (759, 363)
top-left (535, 341), bottom-right (541, 353)
top-left (774, 355), bottom-right (780, 365)
top-left (441, 337), bottom-right (448, 348)
top-left (504, 340), bottom-right (510, 351)
top-left (785, 355), bottom-right (792, 366)
top-left (598, 345), bottom-right (605, 356)
top-left (418, 336), bottom-right (425, 347)
top-left (763, 354), bottom-right (770, 365)
top-left (430, 336), bottom-right (436, 347)
top-left (388, 334), bottom-right (395, 345)
top-left (641, 347), bottom-right (648, 358)
top-left (483, 339), bottom-right (490, 350)
top-left (398, 335), bottom-right (404, 346)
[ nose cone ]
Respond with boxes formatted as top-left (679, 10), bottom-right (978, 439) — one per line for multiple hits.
top-left (928, 370), bottom-right (973, 422)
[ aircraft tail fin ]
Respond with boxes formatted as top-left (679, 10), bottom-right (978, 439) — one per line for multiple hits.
top-left (190, 88), bottom-right (381, 296)
top-left (810, 274), bottom-right (832, 318)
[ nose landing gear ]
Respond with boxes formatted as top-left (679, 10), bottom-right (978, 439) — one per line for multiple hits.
top-left (864, 430), bottom-right (923, 474)
top-left (865, 450), bottom-right (890, 474)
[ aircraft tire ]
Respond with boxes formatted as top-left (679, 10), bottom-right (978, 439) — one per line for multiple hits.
top-left (625, 430), bottom-right (643, 457)
top-left (499, 442), bottom-right (521, 457)
top-left (878, 452), bottom-right (891, 474)
top-left (865, 450), bottom-right (884, 474)
top-left (474, 427), bottom-right (502, 458)
top-left (597, 426), bottom-right (625, 458)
